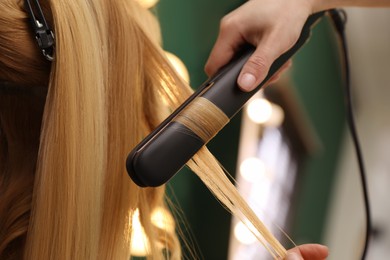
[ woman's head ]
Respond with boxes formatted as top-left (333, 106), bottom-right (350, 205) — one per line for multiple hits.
top-left (0, 0), bottom-right (185, 259)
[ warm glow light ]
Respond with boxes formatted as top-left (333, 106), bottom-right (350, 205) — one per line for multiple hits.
top-left (165, 51), bottom-right (190, 83)
top-left (234, 221), bottom-right (257, 245)
top-left (247, 98), bottom-right (273, 124)
top-left (240, 157), bottom-right (266, 182)
top-left (151, 207), bottom-right (175, 233)
top-left (130, 209), bottom-right (150, 257)
top-left (135, 0), bottom-right (159, 9)
top-left (265, 103), bottom-right (285, 127)
top-left (247, 98), bottom-right (285, 127)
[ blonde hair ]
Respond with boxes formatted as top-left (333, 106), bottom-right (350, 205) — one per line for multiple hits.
top-left (0, 0), bottom-right (287, 259)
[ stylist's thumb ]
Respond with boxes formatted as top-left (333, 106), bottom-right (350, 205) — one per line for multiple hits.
top-left (285, 252), bottom-right (303, 260)
top-left (238, 45), bottom-right (278, 92)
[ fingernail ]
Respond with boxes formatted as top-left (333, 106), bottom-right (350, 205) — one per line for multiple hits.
top-left (239, 73), bottom-right (256, 91)
top-left (286, 252), bottom-right (302, 260)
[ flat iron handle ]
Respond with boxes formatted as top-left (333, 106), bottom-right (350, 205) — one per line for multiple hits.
top-left (202, 11), bottom-right (325, 117)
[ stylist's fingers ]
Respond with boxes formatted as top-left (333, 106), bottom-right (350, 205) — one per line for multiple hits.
top-left (286, 244), bottom-right (329, 259)
top-left (205, 0), bottom-right (312, 91)
top-left (205, 15), bottom-right (245, 77)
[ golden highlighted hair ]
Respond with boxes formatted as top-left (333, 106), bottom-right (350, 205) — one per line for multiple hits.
top-left (0, 0), bottom-right (286, 259)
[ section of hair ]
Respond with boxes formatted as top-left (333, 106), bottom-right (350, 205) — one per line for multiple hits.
top-left (188, 148), bottom-right (287, 258)
top-left (174, 97), bottom-right (229, 142)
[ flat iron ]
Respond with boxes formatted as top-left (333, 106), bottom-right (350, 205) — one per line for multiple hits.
top-left (126, 12), bottom-right (325, 187)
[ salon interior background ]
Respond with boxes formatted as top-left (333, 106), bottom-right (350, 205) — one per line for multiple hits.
top-left (135, 0), bottom-right (390, 259)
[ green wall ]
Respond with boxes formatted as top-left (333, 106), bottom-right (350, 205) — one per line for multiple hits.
top-left (155, 0), bottom-right (346, 258)
top-left (289, 18), bottom-right (346, 244)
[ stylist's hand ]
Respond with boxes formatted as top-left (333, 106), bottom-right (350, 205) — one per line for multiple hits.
top-left (285, 244), bottom-right (329, 259)
top-left (205, 0), bottom-right (316, 92)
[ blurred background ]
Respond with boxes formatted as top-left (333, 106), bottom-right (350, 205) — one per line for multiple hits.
top-left (133, 1), bottom-right (390, 259)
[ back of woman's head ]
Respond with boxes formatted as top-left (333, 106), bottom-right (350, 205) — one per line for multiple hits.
top-left (0, 0), bottom-right (187, 259)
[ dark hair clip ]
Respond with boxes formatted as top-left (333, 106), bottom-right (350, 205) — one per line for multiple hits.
top-left (25, 0), bottom-right (55, 61)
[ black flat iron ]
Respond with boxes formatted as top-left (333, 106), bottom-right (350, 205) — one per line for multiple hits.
top-left (126, 11), bottom-right (326, 187)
